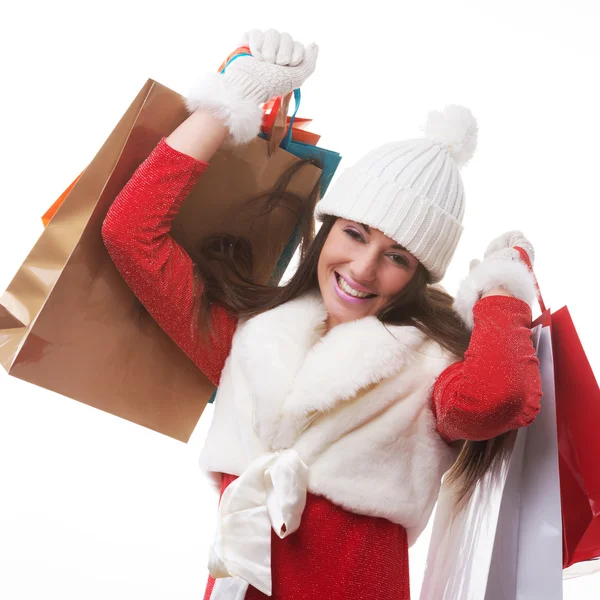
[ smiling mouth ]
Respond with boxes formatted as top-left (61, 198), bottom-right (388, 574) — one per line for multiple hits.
top-left (335, 272), bottom-right (377, 299)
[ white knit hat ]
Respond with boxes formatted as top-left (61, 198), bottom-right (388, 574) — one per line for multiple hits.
top-left (315, 105), bottom-right (478, 283)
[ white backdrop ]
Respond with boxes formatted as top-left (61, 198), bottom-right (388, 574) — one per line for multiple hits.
top-left (1, 0), bottom-right (599, 597)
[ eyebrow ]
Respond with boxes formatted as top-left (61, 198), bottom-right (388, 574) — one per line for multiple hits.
top-left (359, 223), bottom-right (409, 252)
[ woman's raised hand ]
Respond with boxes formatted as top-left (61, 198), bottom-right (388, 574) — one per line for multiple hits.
top-left (185, 29), bottom-right (318, 146)
top-left (225, 29), bottom-right (319, 104)
top-left (454, 230), bottom-right (538, 328)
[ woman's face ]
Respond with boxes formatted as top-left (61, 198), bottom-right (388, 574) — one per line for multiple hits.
top-left (317, 219), bottom-right (420, 330)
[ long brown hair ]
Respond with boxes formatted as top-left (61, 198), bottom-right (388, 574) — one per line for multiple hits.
top-left (189, 160), bottom-right (509, 505)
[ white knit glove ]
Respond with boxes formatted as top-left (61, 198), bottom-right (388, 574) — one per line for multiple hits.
top-left (229, 29), bottom-right (319, 102)
top-left (185, 29), bottom-right (319, 146)
top-left (454, 230), bottom-right (537, 329)
top-left (483, 230), bottom-right (535, 264)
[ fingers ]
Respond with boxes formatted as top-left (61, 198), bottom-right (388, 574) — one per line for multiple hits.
top-left (484, 230), bottom-right (530, 257)
top-left (505, 231), bottom-right (529, 248)
top-left (507, 232), bottom-right (535, 263)
top-left (246, 29), bottom-right (266, 60)
top-left (234, 30), bottom-right (319, 94)
top-left (287, 42), bottom-right (319, 89)
top-left (515, 240), bottom-right (535, 264)
top-left (484, 232), bottom-right (513, 257)
top-left (237, 30), bottom-right (317, 71)
top-left (483, 230), bottom-right (535, 266)
top-left (301, 43), bottom-right (319, 74)
top-left (469, 258), bottom-right (481, 273)
top-left (261, 29), bottom-right (280, 63)
top-left (276, 32), bottom-right (294, 65)
top-left (290, 41), bottom-right (305, 66)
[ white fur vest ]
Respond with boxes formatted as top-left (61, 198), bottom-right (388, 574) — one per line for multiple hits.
top-left (199, 291), bottom-right (460, 545)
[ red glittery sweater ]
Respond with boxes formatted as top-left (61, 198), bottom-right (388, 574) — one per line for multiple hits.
top-left (101, 137), bottom-right (543, 445)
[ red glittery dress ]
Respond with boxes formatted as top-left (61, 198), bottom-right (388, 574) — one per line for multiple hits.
top-left (101, 137), bottom-right (543, 600)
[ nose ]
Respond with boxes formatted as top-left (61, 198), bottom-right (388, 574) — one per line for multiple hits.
top-left (349, 250), bottom-right (378, 285)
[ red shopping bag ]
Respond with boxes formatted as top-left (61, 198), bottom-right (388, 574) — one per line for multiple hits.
top-left (516, 247), bottom-right (600, 569)
top-left (551, 307), bottom-right (600, 567)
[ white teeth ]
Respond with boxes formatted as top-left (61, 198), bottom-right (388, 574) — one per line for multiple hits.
top-left (337, 274), bottom-right (372, 298)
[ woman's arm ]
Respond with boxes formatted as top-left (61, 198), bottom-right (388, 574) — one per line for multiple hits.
top-left (102, 30), bottom-right (318, 385)
top-left (433, 232), bottom-right (543, 442)
top-left (101, 116), bottom-right (237, 386)
top-left (166, 108), bottom-right (228, 161)
top-left (432, 294), bottom-right (543, 443)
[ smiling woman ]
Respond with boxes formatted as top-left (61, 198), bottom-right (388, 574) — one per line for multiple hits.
top-left (317, 219), bottom-right (420, 330)
top-left (100, 28), bottom-right (543, 600)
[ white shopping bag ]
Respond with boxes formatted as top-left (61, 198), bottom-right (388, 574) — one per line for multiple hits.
top-left (420, 324), bottom-right (563, 600)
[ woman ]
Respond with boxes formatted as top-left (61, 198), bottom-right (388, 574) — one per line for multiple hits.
top-left (101, 29), bottom-right (543, 600)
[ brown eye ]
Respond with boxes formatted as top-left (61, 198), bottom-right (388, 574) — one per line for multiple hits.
top-left (389, 253), bottom-right (409, 266)
top-left (344, 228), bottom-right (365, 242)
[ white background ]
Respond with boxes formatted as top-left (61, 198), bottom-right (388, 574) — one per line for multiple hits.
top-left (1, 0), bottom-right (599, 597)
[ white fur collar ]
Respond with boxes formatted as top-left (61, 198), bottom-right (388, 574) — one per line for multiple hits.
top-left (234, 291), bottom-right (430, 449)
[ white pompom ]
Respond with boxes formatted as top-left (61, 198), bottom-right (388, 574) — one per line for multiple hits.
top-left (423, 105), bottom-right (478, 168)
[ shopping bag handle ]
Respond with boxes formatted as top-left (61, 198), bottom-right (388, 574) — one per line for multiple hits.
top-left (219, 51), bottom-right (252, 73)
top-left (281, 89), bottom-right (302, 149)
top-left (514, 246), bottom-right (547, 314)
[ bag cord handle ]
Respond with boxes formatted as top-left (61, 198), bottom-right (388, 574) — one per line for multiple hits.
top-left (514, 246), bottom-right (547, 314)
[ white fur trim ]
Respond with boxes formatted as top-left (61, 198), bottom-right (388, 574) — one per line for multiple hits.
top-left (185, 72), bottom-right (263, 146)
top-left (453, 258), bottom-right (537, 329)
top-left (198, 291), bottom-right (460, 550)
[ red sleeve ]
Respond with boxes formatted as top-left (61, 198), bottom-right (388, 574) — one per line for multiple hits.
top-left (432, 295), bottom-right (543, 443)
top-left (101, 137), bottom-right (238, 386)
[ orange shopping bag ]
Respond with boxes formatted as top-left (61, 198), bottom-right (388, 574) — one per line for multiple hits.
top-left (42, 172), bottom-right (84, 227)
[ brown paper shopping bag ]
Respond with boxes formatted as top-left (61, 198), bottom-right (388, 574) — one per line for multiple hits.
top-left (0, 79), bottom-right (321, 442)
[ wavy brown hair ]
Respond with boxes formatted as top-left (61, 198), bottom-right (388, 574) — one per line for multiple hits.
top-left (189, 160), bottom-right (510, 505)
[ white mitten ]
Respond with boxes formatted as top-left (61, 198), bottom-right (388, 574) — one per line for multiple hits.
top-left (483, 230), bottom-right (535, 263)
top-left (186, 29), bottom-right (319, 146)
top-left (453, 230), bottom-right (537, 329)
